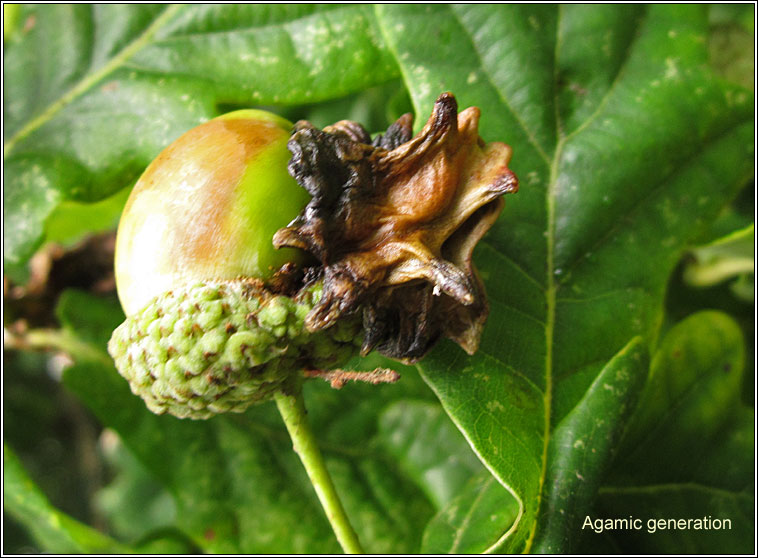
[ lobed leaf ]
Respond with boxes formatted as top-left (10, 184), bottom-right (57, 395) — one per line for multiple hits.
top-left (375, 4), bottom-right (753, 551)
top-left (3, 4), bottom-right (399, 269)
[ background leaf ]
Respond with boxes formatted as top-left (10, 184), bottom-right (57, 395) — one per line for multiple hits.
top-left (94, 431), bottom-right (182, 547)
top-left (376, 401), bottom-right (485, 509)
top-left (3, 444), bottom-right (128, 554)
top-left (377, 401), bottom-right (521, 553)
top-left (3, 4), bottom-right (399, 269)
top-left (421, 472), bottom-right (520, 554)
top-left (375, 3), bottom-right (753, 551)
top-left (586, 311), bottom-right (754, 554)
top-left (683, 224), bottom-right (754, 302)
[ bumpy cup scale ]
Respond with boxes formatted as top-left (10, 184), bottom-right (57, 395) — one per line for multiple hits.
top-left (109, 280), bottom-right (359, 419)
top-left (108, 94), bottom-right (518, 419)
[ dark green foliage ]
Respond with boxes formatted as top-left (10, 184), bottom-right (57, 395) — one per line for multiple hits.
top-left (3, 4), bottom-right (753, 554)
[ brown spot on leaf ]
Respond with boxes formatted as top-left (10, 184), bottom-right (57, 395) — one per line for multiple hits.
top-left (100, 81), bottom-right (119, 93)
top-left (23, 14), bottom-right (36, 33)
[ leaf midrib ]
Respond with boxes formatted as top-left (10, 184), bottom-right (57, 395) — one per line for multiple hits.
top-left (525, 6), bottom-right (650, 550)
top-left (440, 9), bottom-right (651, 547)
top-left (378, 4), bottom-right (648, 550)
top-left (521, 139), bottom-right (560, 554)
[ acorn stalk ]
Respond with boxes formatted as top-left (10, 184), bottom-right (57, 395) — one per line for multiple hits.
top-left (274, 387), bottom-right (364, 554)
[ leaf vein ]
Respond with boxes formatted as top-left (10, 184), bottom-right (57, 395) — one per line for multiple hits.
top-left (4, 4), bottom-right (184, 157)
top-left (476, 351), bottom-right (545, 398)
top-left (487, 297), bottom-right (546, 327)
top-left (480, 239), bottom-right (545, 291)
top-left (560, 8), bottom-right (647, 143)
top-left (450, 476), bottom-right (496, 553)
top-left (555, 286), bottom-right (647, 304)
top-left (449, 7), bottom-right (551, 166)
top-left (468, 408), bottom-right (543, 474)
top-left (557, 119), bottom-right (753, 281)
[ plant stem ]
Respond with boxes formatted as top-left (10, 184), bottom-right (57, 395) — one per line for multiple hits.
top-left (4, 327), bottom-right (112, 367)
top-left (274, 388), bottom-right (364, 554)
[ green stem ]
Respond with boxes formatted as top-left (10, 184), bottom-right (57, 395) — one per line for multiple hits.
top-left (5, 327), bottom-right (112, 367)
top-left (274, 387), bottom-right (364, 554)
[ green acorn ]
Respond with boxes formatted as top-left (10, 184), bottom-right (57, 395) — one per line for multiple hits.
top-left (108, 110), bottom-right (361, 419)
top-left (113, 109), bottom-right (310, 317)
top-left (108, 94), bottom-right (517, 419)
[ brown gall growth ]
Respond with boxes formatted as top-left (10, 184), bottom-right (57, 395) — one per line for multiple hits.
top-left (274, 92), bottom-right (518, 363)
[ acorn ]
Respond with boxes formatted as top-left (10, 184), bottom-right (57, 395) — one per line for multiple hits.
top-left (108, 94), bottom-right (518, 419)
top-left (108, 109), bottom-right (359, 419)
top-left (114, 109), bottom-right (310, 316)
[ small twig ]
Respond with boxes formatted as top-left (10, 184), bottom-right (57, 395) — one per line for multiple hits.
top-left (4, 326), bottom-right (111, 367)
top-left (304, 367), bottom-right (400, 389)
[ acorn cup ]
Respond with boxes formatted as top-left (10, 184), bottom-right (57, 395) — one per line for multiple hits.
top-left (108, 94), bottom-right (518, 420)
